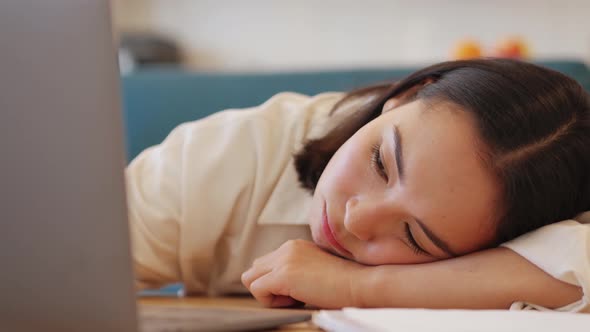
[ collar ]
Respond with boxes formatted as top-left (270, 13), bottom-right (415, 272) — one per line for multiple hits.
top-left (256, 158), bottom-right (313, 226)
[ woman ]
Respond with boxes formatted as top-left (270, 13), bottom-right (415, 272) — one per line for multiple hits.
top-left (127, 59), bottom-right (590, 311)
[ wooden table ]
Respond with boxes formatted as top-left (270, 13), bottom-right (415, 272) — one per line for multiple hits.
top-left (139, 296), bottom-right (323, 331)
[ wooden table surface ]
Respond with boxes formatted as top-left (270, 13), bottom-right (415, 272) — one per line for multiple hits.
top-left (138, 296), bottom-right (323, 331)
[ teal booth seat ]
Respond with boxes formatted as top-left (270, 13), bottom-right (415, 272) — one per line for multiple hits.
top-left (121, 60), bottom-right (590, 162)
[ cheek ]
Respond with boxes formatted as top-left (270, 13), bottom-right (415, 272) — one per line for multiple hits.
top-left (318, 141), bottom-right (367, 194)
top-left (308, 194), bottom-right (322, 243)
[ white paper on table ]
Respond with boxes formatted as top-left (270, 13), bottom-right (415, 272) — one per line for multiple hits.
top-left (313, 308), bottom-right (590, 332)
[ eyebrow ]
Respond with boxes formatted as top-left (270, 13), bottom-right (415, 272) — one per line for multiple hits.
top-left (415, 218), bottom-right (457, 257)
top-left (391, 125), bottom-right (405, 183)
top-left (391, 125), bottom-right (456, 258)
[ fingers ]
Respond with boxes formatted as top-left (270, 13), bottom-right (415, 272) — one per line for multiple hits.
top-left (241, 240), bottom-right (315, 307)
top-left (271, 296), bottom-right (301, 308)
top-left (248, 270), bottom-right (295, 307)
top-left (240, 266), bottom-right (263, 290)
top-left (241, 251), bottom-right (276, 290)
top-left (241, 240), bottom-right (296, 289)
top-left (242, 263), bottom-right (294, 307)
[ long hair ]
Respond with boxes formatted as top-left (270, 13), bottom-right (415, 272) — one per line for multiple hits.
top-left (295, 58), bottom-right (590, 244)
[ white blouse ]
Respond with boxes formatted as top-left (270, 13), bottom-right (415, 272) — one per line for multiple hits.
top-left (125, 92), bottom-right (590, 312)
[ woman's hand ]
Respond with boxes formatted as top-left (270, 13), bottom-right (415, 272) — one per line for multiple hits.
top-left (241, 239), bottom-right (366, 308)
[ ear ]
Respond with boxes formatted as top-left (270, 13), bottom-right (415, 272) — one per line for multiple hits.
top-left (382, 78), bottom-right (434, 113)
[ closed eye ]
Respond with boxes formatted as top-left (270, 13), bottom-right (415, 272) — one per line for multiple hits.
top-left (371, 144), bottom-right (388, 182)
top-left (404, 223), bottom-right (430, 256)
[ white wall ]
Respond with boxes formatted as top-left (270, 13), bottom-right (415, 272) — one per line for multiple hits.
top-left (113, 0), bottom-right (590, 71)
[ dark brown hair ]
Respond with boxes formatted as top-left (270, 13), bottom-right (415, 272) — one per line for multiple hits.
top-left (295, 58), bottom-right (590, 245)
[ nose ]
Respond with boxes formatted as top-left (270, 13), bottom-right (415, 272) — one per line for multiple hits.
top-left (343, 195), bottom-right (401, 242)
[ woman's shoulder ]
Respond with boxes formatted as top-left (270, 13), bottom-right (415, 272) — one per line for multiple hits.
top-left (204, 91), bottom-right (345, 130)
top-left (170, 91), bottom-right (346, 153)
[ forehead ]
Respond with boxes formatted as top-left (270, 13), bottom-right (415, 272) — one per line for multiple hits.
top-left (383, 100), bottom-right (500, 252)
top-left (400, 100), bottom-right (487, 169)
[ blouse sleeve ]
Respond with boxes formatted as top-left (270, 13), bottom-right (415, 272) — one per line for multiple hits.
top-left (501, 212), bottom-right (590, 312)
top-left (125, 114), bottom-right (262, 292)
top-left (126, 113), bottom-right (264, 292)
top-left (124, 92), bottom-right (322, 293)
top-left (125, 122), bottom-right (190, 291)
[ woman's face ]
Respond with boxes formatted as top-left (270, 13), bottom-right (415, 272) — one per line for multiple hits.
top-left (309, 99), bottom-right (501, 265)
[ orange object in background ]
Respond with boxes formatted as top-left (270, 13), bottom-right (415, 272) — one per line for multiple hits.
top-left (452, 39), bottom-right (483, 60)
top-left (494, 36), bottom-right (530, 59)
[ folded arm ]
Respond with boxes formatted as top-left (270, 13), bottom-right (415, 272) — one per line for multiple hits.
top-left (355, 246), bottom-right (582, 310)
top-left (243, 218), bottom-right (589, 311)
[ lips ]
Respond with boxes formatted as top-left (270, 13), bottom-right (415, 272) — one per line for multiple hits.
top-left (322, 202), bottom-right (351, 257)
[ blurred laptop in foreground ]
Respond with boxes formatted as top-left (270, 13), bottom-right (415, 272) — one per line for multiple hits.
top-left (0, 1), bottom-right (310, 331)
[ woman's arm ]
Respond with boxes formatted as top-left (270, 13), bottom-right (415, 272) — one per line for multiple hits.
top-left (242, 240), bottom-right (584, 310)
top-left (356, 247), bottom-right (582, 309)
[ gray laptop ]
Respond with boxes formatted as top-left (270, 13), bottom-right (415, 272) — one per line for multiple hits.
top-left (0, 1), bottom-right (310, 331)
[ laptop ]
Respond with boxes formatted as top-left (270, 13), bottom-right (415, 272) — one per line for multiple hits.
top-left (0, 1), bottom-right (310, 331)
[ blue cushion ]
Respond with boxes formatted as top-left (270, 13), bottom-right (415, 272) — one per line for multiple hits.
top-left (121, 61), bottom-right (590, 161)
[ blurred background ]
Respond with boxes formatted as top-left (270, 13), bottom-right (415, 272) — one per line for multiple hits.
top-left (111, 0), bottom-right (590, 162)
top-left (111, 0), bottom-right (590, 72)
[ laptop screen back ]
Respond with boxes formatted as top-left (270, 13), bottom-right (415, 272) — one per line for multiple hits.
top-left (0, 1), bottom-right (137, 331)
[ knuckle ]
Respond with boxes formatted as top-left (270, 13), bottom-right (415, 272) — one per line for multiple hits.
top-left (279, 264), bottom-right (296, 276)
top-left (282, 239), bottom-right (303, 252)
top-left (252, 257), bottom-right (263, 266)
top-left (240, 271), bottom-right (249, 285)
top-left (249, 281), bottom-right (273, 306)
top-left (281, 240), bottom-right (296, 249)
